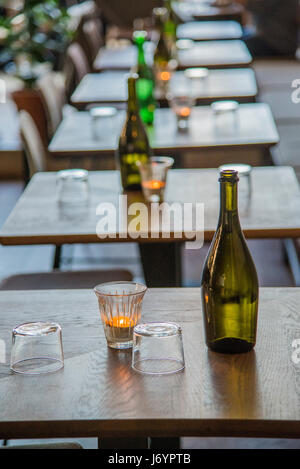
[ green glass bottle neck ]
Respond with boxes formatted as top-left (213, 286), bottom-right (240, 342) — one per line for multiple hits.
top-left (127, 79), bottom-right (139, 114)
top-left (136, 41), bottom-right (146, 66)
top-left (219, 180), bottom-right (240, 227)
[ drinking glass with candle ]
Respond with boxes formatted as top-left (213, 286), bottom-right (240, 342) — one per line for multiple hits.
top-left (155, 59), bottom-right (177, 96)
top-left (167, 91), bottom-right (195, 131)
top-left (137, 156), bottom-right (174, 203)
top-left (94, 281), bottom-right (147, 349)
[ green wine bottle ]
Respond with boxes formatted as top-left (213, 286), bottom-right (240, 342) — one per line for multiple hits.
top-left (153, 7), bottom-right (171, 69)
top-left (163, 0), bottom-right (177, 55)
top-left (117, 74), bottom-right (151, 191)
top-left (133, 30), bottom-right (156, 126)
top-left (201, 170), bottom-right (259, 354)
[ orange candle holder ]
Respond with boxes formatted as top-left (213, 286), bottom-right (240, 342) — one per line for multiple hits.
top-left (94, 282), bottom-right (147, 349)
top-left (167, 94), bottom-right (195, 132)
top-left (137, 157), bottom-right (174, 203)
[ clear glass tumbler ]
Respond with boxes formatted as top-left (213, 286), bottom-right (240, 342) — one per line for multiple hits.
top-left (90, 106), bottom-right (117, 140)
top-left (10, 321), bottom-right (64, 375)
top-left (211, 100), bottom-right (239, 134)
top-left (137, 156), bottom-right (174, 203)
top-left (56, 169), bottom-right (89, 205)
top-left (94, 281), bottom-right (147, 349)
top-left (132, 322), bottom-right (185, 374)
top-left (184, 67), bottom-right (209, 97)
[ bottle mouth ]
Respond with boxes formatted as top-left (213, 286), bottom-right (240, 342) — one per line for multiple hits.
top-left (219, 169), bottom-right (239, 183)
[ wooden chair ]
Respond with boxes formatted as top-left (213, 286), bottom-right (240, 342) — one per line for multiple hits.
top-left (19, 110), bottom-right (47, 179)
top-left (19, 109), bottom-right (78, 179)
top-left (17, 110), bottom-right (133, 282)
top-left (1, 442), bottom-right (83, 449)
top-left (0, 269), bottom-right (133, 290)
top-left (36, 73), bottom-right (65, 140)
top-left (79, 18), bottom-right (105, 68)
top-left (64, 42), bottom-right (91, 98)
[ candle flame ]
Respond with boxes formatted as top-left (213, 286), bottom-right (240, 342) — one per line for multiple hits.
top-left (161, 71), bottom-right (171, 82)
top-left (142, 180), bottom-right (166, 190)
top-left (106, 316), bottom-right (135, 328)
top-left (179, 107), bottom-right (191, 117)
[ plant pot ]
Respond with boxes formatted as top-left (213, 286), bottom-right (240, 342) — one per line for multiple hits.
top-left (11, 87), bottom-right (48, 145)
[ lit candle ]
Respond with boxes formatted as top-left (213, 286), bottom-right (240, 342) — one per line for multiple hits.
top-left (106, 316), bottom-right (135, 328)
top-left (142, 180), bottom-right (166, 190)
top-left (160, 70), bottom-right (171, 83)
top-left (178, 106), bottom-right (191, 118)
top-left (104, 315), bottom-right (136, 342)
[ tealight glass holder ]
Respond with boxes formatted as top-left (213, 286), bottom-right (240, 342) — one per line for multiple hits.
top-left (94, 281), bottom-right (147, 350)
top-left (168, 92), bottom-right (196, 131)
top-left (154, 59), bottom-right (177, 96)
top-left (137, 156), bottom-right (174, 203)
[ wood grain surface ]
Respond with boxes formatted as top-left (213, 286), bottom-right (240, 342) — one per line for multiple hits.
top-left (0, 287), bottom-right (300, 439)
top-left (0, 167), bottom-right (299, 246)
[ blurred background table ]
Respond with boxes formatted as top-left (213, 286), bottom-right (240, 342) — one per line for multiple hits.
top-left (71, 69), bottom-right (257, 109)
top-left (0, 167), bottom-right (298, 286)
top-left (172, 1), bottom-right (244, 23)
top-left (171, 1), bottom-right (244, 23)
top-left (93, 40), bottom-right (252, 71)
top-left (48, 104), bottom-right (278, 162)
top-left (176, 21), bottom-right (243, 41)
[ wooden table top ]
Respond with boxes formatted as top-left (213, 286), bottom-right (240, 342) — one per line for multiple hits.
top-left (1, 287), bottom-right (300, 439)
top-left (71, 69), bottom-right (257, 109)
top-left (172, 1), bottom-right (244, 23)
top-left (48, 103), bottom-right (278, 158)
top-left (93, 40), bottom-right (252, 72)
top-left (0, 167), bottom-right (299, 246)
top-left (176, 20), bottom-right (243, 41)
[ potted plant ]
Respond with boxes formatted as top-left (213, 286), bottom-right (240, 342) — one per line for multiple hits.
top-left (3, 0), bottom-right (72, 143)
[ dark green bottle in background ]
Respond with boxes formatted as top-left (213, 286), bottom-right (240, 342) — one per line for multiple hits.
top-left (153, 7), bottom-right (171, 68)
top-left (117, 74), bottom-right (151, 191)
top-left (163, 0), bottom-right (177, 56)
top-left (133, 30), bottom-right (156, 126)
top-left (201, 170), bottom-right (259, 354)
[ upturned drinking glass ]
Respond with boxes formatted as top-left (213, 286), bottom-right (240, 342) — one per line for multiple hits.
top-left (94, 282), bottom-right (147, 349)
top-left (10, 322), bottom-right (64, 375)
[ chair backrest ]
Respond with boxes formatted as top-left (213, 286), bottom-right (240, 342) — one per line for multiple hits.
top-left (82, 18), bottom-right (104, 65)
top-left (64, 42), bottom-right (90, 97)
top-left (19, 110), bottom-right (47, 178)
top-left (37, 72), bottom-right (65, 139)
top-left (95, 0), bottom-right (162, 27)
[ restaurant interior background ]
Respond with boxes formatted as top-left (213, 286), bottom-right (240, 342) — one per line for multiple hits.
top-left (0, 0), bottom-right (300, 450)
